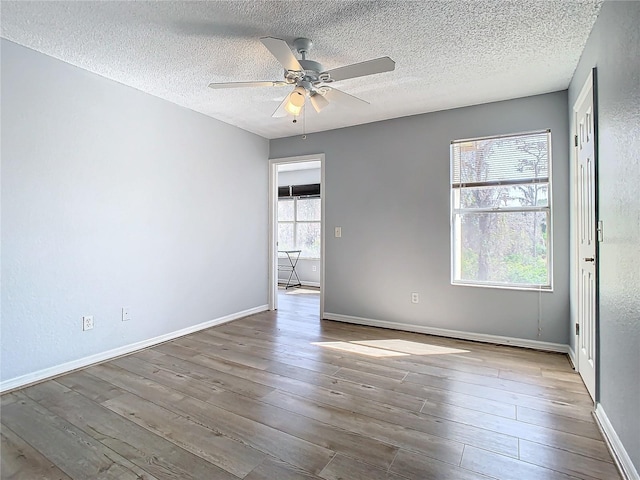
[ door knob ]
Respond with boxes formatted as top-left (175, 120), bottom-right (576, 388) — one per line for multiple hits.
top-left (584, 257), bottom-right (595, 262)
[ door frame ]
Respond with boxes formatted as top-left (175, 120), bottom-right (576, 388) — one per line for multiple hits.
top-left (572, 67), bottom-right (600, 400)
top-left (268, 153), bottom-right (325, 318)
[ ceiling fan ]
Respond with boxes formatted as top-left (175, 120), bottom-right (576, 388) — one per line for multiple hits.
top-left (208, 37), bottom-right (395, 118)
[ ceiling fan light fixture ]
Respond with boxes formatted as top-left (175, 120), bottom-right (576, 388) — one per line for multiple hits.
top-left (285, 86), bottom-right (306, 116)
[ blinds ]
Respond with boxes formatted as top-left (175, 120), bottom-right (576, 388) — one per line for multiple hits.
top-left (451, 130), bottom-right (550, 187)
top-left (278, 183), bottom-right (321, 198)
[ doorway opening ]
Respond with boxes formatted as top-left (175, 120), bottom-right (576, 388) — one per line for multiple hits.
top-left (269, 154), bottom-right (325, 318)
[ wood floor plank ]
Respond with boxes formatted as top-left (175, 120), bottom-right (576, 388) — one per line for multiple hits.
top-left (259, 389), bottom-right (477, 463)
top-left (132, 348), bottom-right (276, 398)
top-left (112, 353), bottom-right (273, 400)
top-left (171, 336), bottom-right (273, 370)
top-left (153, 341), bottom-right (201, 360)
top-left (158, 390), bottom-right (336, 475)
top-left (262, 387), bottom-right (520, 458)
top-left (266, 362), bottom-right (426, 411)
top-left (403, 371), bottom-right (594, 420)
top-left (389, 448), bottom-right (493, 480)
top-left (2, 393), bottom-right (157, 480)
top-left (403, 365), bottom-right (593, 406)
top-left (319, 453), bottom-right (407, 480)
top-left (102, 392), bottom-right (267, 478)
top-left (22, 380), bottom-right (240, 480)
top-left (86, 363), bottom-right (186, 405)
top-left (1, 423), bottom-right (73, 480)
top-left (540, 368), bottom-right (585, 384)
top-left (199, 388), bottom-right (400, 470)
top-left (499, 367), bottom-right (588, 393)
top-left (516, 405), bottom-right (603, 440)
top-left (55, 370), bottom-right (126, 403)
top-left (519, 439), bottom-right (619, 480)
top-left (460, 445), bottom-right (581, 480)
top-left (435, 376), bottom-right (593, 423)
top-left (245, 458), bottom-right (324, 480)
top-left (177, 334), bottom-right (342, 376)
top-left (420, 387), bottom-right (517, 419)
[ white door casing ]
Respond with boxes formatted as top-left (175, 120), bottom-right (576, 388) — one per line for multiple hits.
top-left (574, 70), bottom-right (597, 400)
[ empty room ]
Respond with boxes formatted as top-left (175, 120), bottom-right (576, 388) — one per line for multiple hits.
top-left (1, 1), bottom-right (638, 479)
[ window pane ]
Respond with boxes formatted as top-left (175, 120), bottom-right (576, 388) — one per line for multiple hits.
top-left (296, 198), bottom-right (321, 221)
top-left (452, 131), bottom-right (550, 185)
top-left (278, 199), bottom-right (294, 221)
top-left (453, 211), bottom-right (549, 286)
top-left (454, 184), bottom-right (549, 209)
top-left (296, 222), bottom-right (321, 258)
top-left (278, 223), bottom-right (294, 251)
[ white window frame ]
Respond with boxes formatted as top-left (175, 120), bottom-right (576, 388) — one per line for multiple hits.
top-left (278, 196), bottom-right (321, 259)
top-left (450, 130), bottom-right (553, 291)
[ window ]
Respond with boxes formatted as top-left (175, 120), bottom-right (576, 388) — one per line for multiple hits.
top-left (278, 196), bottom-right (321, 258)
top-left (451, 130), bottom-right (552, 290)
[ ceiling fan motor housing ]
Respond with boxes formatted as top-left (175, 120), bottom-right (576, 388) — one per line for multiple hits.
top-left (299, 59), bottom-right (323, 82)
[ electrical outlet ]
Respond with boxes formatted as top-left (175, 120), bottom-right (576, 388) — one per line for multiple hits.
top-left (122, 307), bottom-right (131, 322)
top-left (411, 292), bottom-right (419, 304)
top-left (82, 315), bottom-right (94, 331)
top-left (312, 265), bottom-right (317, 272)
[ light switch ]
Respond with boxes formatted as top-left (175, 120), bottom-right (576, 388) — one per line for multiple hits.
top-left (335, 226), bottom-right (342, 238)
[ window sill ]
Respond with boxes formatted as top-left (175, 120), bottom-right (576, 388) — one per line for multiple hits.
top-left (452, 281), bottom-right (553, 292)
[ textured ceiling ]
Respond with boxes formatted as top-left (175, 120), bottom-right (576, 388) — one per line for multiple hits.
top-left (1, 1), bottom-right (602, 139)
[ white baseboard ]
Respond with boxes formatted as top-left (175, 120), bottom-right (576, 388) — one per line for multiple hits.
top-left (322, 312), bottom-right (569, 353)
top-left (594, 404), bottom-right (640, 480)
top-left (568, 346), bottom-right (577, 369)
top-left (0, 304), bottom-right (268, 394)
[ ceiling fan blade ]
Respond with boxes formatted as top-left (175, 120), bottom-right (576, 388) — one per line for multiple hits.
top-left (322, 87), bottom-right (369, 108)
top-left (323, 57), bottom-right (395, 82)
top-left (208, 80), bottom-right (288, 89)
top-left (272, 92), bottom-right (293, 118)
top-left (309, 93), bottom-right (330, 113)
top-left (260, 37), bottom-right (303, 72)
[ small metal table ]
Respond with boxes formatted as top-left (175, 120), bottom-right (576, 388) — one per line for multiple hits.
top-left (278, 250), bottom-right (302, 289)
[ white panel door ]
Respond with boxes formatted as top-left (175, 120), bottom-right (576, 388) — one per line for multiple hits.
top-left (574, 71), bottom-right (597, 400)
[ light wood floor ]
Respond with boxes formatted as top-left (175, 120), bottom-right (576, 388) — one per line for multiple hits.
top-left (1, 289), bottom-right (620, 480)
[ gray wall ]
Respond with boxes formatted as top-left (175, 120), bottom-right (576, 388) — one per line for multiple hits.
top-left (568, 1), bottom-right (640, 471)
top-left (271, 91), bottom-right (570, 344)
top-left (1, 40), bottom-right (269, 383)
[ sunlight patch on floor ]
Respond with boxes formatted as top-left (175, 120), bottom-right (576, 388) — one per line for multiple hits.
top-left (312, 339), bottom-right (469, 357)
top-left (311, 341), bottom-right (409, 357)
top-left (353, 339), bottom-right (469, 355)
